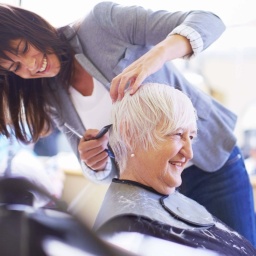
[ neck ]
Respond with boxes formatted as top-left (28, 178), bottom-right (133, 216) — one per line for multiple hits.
top-left (120, 169), bottom-right (175, 196)
top-left (113, 178), bottom-right (165, 195)
top-left (71, 59), bottom-right (94, 96)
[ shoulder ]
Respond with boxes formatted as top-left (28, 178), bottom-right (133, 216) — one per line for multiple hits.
top-left (91, 2), bottom-right (119, 17)
top-left (93, 1), bottom-right (117, 9)
top-left (90, 1), bottom-right (147, 22)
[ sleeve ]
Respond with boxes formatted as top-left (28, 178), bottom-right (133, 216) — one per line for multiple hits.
top-left (169, 25), bottom-right (203, 58)
top-left (45, 87), bottom-right (118, 184)
top-left (91, 2), bottom-right (226, 54)
top-left (81, 157), bottom-right (118, 183)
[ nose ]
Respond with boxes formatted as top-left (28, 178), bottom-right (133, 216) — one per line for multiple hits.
top-left (180, 138), bottom-right (193, 160)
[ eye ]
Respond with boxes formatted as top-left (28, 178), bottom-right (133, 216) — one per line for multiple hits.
top-left (173, 132), bottom-right (196, 141)
top-left (22, 41), bottom-right (28, 54)
top-left (166, 130), bottom-right (183, 138)
top-left (13, 63), bottom-right (21, 73)
top-left (168, 132), bottom-right (183, 140)
top-left (189, 135), bottom-right (194, 140)
top-left (17, 40), bottom-right (28, 55)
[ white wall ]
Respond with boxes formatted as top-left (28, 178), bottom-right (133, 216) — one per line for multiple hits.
top-left (19, 0), bottom-right (256, 27)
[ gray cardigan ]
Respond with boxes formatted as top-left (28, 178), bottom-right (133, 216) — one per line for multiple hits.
top-left (46, 2), bottom-right (236, 181)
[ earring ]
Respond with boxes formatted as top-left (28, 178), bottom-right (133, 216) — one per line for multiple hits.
top-left (131, 153), bottom-right (135, 157)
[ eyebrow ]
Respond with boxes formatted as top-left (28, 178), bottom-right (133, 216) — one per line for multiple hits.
top-left (191, 130), bottom-right (198, 137)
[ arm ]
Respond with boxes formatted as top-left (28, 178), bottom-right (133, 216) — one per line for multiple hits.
top-left (90, 2), bottom-right (225, 101)
top-left (91, 2), bottom-right (225, 50)
top-left (45, 85), bottom-right (117, 183)
top-left (111, 34), bottom-right (192, 100)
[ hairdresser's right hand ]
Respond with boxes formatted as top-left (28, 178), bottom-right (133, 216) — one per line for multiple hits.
top-left (78, 129), bottom-right (109, 171)
top-left (110, 35), bottom-right (192, 102)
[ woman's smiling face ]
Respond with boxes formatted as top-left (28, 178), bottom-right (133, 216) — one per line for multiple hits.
top-left (0, 38), bottom-right (61, 79)
top-left (123, 124), bottom-right (197, 195)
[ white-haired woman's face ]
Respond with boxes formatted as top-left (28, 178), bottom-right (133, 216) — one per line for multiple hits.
top-left (125, 124), bottom-right (197, 195)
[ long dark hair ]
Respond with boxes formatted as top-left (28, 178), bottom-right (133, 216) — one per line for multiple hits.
top-left (0, 4), bottom-right (74, 143)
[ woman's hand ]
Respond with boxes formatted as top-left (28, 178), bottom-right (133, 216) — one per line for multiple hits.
top-left (110, 35), bottom-right (192, 102)
top-left (78, 129), bottom-right (109, 171)
top-left (110, 45), bottom-right (166, 102)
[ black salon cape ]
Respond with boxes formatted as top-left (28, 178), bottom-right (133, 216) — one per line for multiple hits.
top-left (98, 215), bottom-right (256, 255)
top-left (96, 180), bottom-right (256, 256)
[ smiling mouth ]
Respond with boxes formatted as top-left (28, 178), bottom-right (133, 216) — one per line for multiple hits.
top-left (38, 56), bottom-right (47, 73)
top-left (169, 162), bottom-right (183, 167)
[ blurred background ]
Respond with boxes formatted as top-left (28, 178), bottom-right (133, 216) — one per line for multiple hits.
top-left (1, 0), bottom-right (256, 224)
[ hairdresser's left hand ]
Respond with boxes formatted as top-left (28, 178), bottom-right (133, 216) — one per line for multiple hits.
top-left (78, 129), bottom-right (109, 171)
top-left (110, 35), bottom-right (192, 102)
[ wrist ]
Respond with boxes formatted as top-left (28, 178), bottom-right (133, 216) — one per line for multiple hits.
top-left (169, 24), bottom-right (204, 58)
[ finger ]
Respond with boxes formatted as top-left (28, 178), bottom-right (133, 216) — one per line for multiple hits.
top-left (78, 140), bottom-right (95, 153)
top-left (84, 150), bottom-right (109, 171)
top-left (111, 71), bottom-right (136, 102)
top-left (117, 74), bottom-right (141, 101)
top-left (111, 78), bottom-right (128, 102)
top-left (89, 155), bottom-right (109, 171)
top-left (110, 75), bottom-right (121, 102)
top-left (82, 129), bottom-right (99, 141)
top-left (129, 75), bottom-right (146, 95)
top-left (79, 137), bottom-right (107, 155)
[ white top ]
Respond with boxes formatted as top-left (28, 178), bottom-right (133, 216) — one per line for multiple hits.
top-left (69, 78), bottom-right (112, 130)
top-left (69, 78), bottom-right (112, 180)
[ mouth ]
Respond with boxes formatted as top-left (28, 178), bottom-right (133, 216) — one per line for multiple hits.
top-left (38, 56), bottom-right (47, 73)
top-left (169, 161), bottom-right (183, 167)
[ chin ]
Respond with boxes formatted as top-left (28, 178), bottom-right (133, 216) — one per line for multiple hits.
top-left (161, 187), bottom-right (176, 196)
top-left (169, 176), bottom-right (182, 188)
top-left (175, 179), bottom-right (182, 188)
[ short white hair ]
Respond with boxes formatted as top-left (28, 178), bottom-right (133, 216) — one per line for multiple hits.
top-left (109, 83), bottom-right (197, 171)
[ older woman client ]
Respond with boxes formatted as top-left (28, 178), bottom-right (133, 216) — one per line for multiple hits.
top-left (94, 83), bottom-right (256, 255)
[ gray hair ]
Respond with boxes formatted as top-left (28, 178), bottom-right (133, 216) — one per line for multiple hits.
top-left (109, 83), bottom-right (197, 171)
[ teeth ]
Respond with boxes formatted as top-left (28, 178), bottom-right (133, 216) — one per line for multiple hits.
top-left (39, 57), bottom-right (47, 72)
top-left (170, 162), bottom-right (182, 166)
